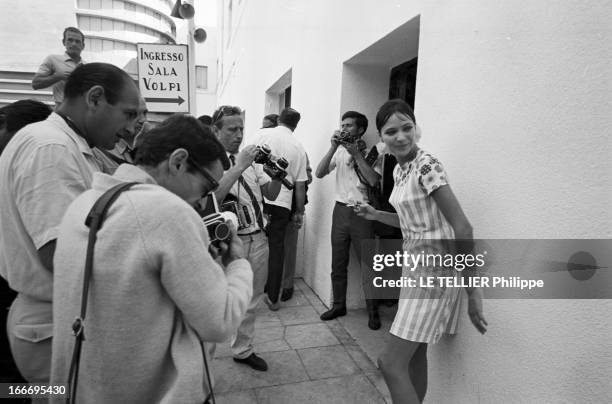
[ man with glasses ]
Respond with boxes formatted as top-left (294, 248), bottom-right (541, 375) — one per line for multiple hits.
top-left (209, 105), bottom-right (281, 372)
top-left (50, 114), bottom-right (253, 403)
top-left (0, 62), bottom-right (142, 385)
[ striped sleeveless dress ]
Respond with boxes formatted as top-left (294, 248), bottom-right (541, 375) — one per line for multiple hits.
top-left (388, 149), bottom-right (462, 344)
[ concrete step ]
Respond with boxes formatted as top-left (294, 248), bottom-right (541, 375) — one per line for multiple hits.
top-left (0, 89), bottom-right (54, 103)
top-left (0, 71), bottom-right (35, 81)
top-left (0, 78), bottom-right (37, 91)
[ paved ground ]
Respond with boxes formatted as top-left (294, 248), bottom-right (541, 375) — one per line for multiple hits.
top-left (212, 279), bottom-right (397, 404)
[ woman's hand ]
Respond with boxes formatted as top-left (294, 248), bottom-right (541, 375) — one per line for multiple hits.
top-left (353, 202), bottom-right (378, 221)
top-left (467, 288), bottom-right (488, 334)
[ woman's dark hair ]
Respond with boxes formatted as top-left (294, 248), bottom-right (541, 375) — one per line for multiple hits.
top-left (64, 63), bottom-right (133, 105)
top-left (134, 114), bottom-right (230, 170)
top-left (375, 99), bottom-right (416, 132)
top-left (0, 100), bottom-right (52, 155)
top-left (341, 111), bottom-right (368, 132)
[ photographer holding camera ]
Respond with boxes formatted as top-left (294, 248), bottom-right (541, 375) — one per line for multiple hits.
top-left (250, 108), bottom-right (309, 311)
top-left (315, 111), bottom-right (382, 329)
top-left (49, 114), bottom-right (253, 403)
top-left (210, 105), bottom-right (281, 372)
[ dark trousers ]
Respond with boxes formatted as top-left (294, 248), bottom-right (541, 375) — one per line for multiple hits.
top-left (331, 202), bottom-right (374, 306)
top-left (265, 204), bottom-right (292, 303)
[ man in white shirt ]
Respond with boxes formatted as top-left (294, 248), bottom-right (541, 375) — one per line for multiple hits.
top-left (250, 108), bottom-right (309, 308)
top-left (315, 111), bottom-right (382, 329)
top-left (210, 105), bottom-right (281, 372)
top-left (32, 27), bottom-right (86, 106)
top-left (0, 62), bottom-right (141, 384)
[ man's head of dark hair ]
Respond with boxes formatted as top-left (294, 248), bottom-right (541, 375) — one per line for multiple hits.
top-left (262, 114), bottom-right (279, 128)
top-left (341, 111), bottom-right (368, 133)
top-left (279, 108), bottom-right (301, 131)
top-left (134, 114), bottom-right (230, 171)
top-left (0, 99), bottom-right (52, 134)
top-left (198, 115), bottom-right (213, 126)
top-left (63, 27), bottom-right (84, 42)
top-left (63, 63), bottom-right (133, 105)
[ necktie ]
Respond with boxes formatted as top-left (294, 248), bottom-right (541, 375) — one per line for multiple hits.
top-left (230, 155), bottom-right (265, 230)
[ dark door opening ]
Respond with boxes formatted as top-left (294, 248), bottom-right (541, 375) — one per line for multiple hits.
top-left (389, 57), bottom-right (418, 109)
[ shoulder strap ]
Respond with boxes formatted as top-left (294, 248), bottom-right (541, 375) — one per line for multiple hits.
top-left (67, 181), bottom-right (138, 404)
top-left (354, 145), bottom-right (379, 187)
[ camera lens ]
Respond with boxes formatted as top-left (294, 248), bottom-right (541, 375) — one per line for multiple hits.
top-left (276, 158), bottom-right (289, 169)
top-left (214, 222), bottom-right (231, 241)
top-left (260, 144), bottom-right (271, 154)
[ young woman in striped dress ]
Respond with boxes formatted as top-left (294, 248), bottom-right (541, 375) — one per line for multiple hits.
top-left (355, 99), bottom-right (487, 403)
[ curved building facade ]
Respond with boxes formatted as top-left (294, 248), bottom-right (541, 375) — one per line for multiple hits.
top-left (0, 0), bottom-right (180, 106)
top-left (75, 0), bottom-right (176, 70)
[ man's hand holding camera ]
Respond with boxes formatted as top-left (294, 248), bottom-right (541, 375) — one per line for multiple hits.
top-left (208, 221), bottom-right (246, 267)
top-left (235, 145), bottom-right (258, 170)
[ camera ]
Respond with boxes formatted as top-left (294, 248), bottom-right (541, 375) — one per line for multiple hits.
top-left (203, 213), bottom-right (231, 246)
top-left (198, 193), bottom-right (236, 247)
top-left (220, 199), bottom-right (255, 231)
top-left (336, 130), bottom-right (360, 144)
top-left (254, 144), bottom-right (294, 190)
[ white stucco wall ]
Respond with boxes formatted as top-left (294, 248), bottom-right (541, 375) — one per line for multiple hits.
top-left (217, 0), bottom-right (611, 401)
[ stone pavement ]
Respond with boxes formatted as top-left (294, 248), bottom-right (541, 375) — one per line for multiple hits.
top-left (212, 279), bottom-right (397, 404)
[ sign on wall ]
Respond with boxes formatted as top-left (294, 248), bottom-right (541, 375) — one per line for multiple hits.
top-left (137, 43), bottom-right (190, 113)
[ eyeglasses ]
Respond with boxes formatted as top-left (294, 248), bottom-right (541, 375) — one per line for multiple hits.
top-left (187, 157), bottom-right (219, 194)
top-left (212, 105), bottom-right (242, 124)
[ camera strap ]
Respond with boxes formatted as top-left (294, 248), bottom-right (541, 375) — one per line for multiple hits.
top-left (229, 155), bottom-right (265, 230)
top-left (238, 176), bottom-right (265, 230)
top-left (67, 181), bottom-right (138, 403)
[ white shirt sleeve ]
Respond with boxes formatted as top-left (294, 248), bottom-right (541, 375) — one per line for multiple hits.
top-left (16, 143), bottom-right (92, 249)
top-left (147, 203), bottom-right (253, 342)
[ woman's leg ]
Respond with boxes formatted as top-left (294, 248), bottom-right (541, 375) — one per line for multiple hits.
top-left (409, 343), bottom-right (428, 402)
top-left (378, 335), bottom-right (426, 403)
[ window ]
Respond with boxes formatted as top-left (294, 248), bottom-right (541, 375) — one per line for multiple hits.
top-left (79, 16), bottom-right (91, 30)
top-left (90, 38), bottom-right (102, 52)
top-left (102, 19), bottom-right (113, 31)
top-left (196, 66), bottom-right (208, 90)
top-left (90, 17), bottom-right (101, 31)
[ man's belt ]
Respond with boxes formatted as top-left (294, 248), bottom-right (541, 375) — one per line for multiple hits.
top-left (238, 229), bottom-right (262, 237)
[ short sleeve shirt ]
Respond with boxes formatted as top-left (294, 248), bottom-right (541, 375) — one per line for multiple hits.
top-left (0, 113), bottom-right (101, 300)
top-left (35, 53), bottom-right (84, 103)
top-left (389, 149), bottom-right (454, 242)
top-left (248, 127), bottom-right (308, 210)
top-left (329, 145), bottom-right (382, 204)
